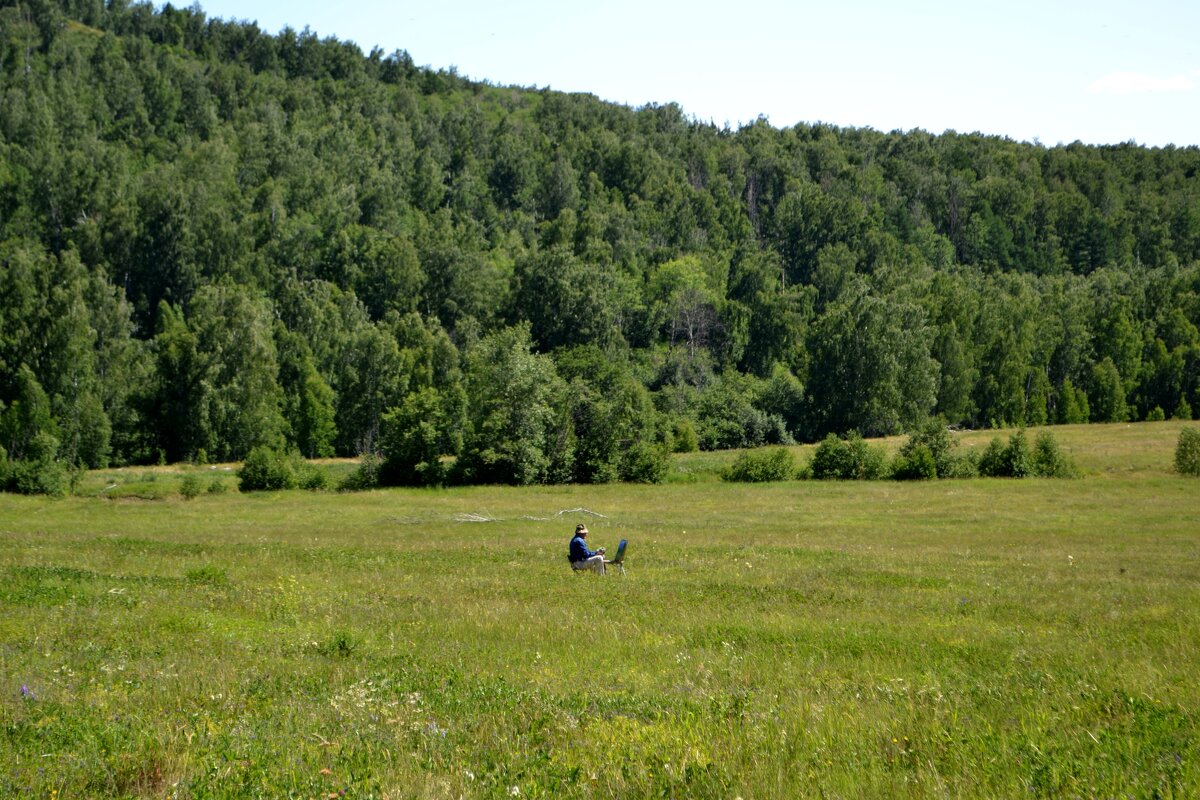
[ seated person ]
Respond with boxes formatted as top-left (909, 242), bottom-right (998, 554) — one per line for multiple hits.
top-left (568, 523), bottom-right (606, 574)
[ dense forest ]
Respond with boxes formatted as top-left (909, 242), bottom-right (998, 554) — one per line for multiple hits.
top-left (1, 0), bottom-right (1199, 487)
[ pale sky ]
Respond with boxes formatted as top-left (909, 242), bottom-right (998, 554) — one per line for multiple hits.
top-left (193, 0), bottom-right (1200, 147)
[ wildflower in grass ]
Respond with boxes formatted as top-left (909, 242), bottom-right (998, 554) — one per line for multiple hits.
top-left (20, 684), bottom-right (36, 700)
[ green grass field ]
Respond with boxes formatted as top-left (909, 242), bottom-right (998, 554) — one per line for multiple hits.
top-left (2, 422), bottom-right (1198, 798)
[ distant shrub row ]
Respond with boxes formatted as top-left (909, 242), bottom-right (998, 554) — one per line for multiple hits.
top-left (723, 422), bottom-right (1079, 483)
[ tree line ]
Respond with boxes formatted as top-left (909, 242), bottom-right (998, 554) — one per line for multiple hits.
top-left (1, 0), bottom-right (1199, 487)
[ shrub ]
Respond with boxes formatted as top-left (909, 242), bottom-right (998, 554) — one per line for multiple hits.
top-left (207, 478), bottom-right (229, 494)
top-left (670, 419), bottom-right (699, 453)
top-left (179, 473), bottom-right (204, 499)
top-left (895, 419), bottom-right (958, 478)
top-left (238, 446), bottom-right (298, 491)
top-left (1146, 406), bottom-right (1166, 422)
top-left (339, 454), bottom-right (383, 491)
top-left (1176, 428), bottom-right (1200, 476)
top-left (809, 433), bottom-right (887, 480)
top-left (1031, 431), bottom-right (1076, 477)
top-left (978, 437), bottom-right (1009, 477)
top-left (1005, 430), bottom-right (1033, 478)
top-left (238, 448), bottom-right (326, 492)
top-left (891, 444), bottom-right (937, 480)
top-left (943, 449), bottom-right (980, 478)
top-left (9, 458), bottom-right (71, 496)
top-left (300, 467), bottom-right (331, 490)
top-left (1175, 397), bottom-right (1193, 421)
top-left (621, 441), bottom-right (670, 484)
top-left (6, 433), bottom-right (71, 496)
top-left (810, 434), bottom-right (852, 480)
top-left (847, 433), bottom-right (888, 480)
top-left (724, 447), bottom-right (796, 483)
top-left (979, 430), bottom-right (1036, 478)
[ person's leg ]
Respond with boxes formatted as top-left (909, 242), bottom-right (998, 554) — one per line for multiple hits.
top-left (586, 554), bottom-right (606, 575)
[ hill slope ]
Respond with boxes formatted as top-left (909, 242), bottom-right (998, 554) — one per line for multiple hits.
top-left (0, 1), bottom-right (1198, 482)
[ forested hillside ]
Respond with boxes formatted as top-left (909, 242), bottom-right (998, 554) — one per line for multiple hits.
top-left (2, 0), bottom-right (1199, 485)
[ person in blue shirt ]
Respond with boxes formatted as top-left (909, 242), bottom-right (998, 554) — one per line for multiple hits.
top-left (568, 523), bottom-right (606, 574)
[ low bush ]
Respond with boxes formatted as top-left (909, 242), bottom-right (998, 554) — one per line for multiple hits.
top-left (978, 437), bottom-right (1008, 477)
top-left (238, 447), bottom-right (297, 491)
top-left (339, 454), bottom-right (383, 491)
top-left (891, 444), bottom-right (937, 480)
top-left (724, 447), bottom-right (796, 483)
top-left (238, 447), bottom-right (327, 492)
top-left (1031, 431), bottom-right (1076, 477)
top-left (670, 419), bottom-right (699, 453)
top-left (4, 433), bottom-right (71, 496)
top-left (979, 430), bottom-right (1033, 477)
top-left (810, 433), bottom-right (887, 480)
top-left (9, 458), bottom-right (71, 496)
top-left (942, 450), bottom-right (980, 478)
top-left (980, 430), bottom-right (1073, 478)
top-left (179, 473), bottom-right (204, 499)
top-left (621, 441), bottom-right (670, 483)
top-left (1176, 427), bottom-right (1200, 476)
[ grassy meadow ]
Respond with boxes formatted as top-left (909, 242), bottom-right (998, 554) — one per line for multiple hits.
top-left (2, 422), bottom-right (1198, 798)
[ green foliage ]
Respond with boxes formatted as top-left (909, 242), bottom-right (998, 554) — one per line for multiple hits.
top-left (378, 388), bottom-right (449, 487)
top-left (891, 444), bottom-right (937, 481)
top-left (1031, 431), bottom-right (1076, 478)
top-left (339, 454), bottom-right (383, 491)
top-left (0, 365), bottom-right (56, 462)
top-left (179, 472), bottom-right (204, 500)
top-left (554, 348), bottom-right (663, 483)
top-left (1147, 406), bottom-right (1166, 422)
top-left (670, 419), bottom-right (699, 453)
top-left (1090, 358), bottom-right (1128, 423)
top-left (277, 328), bottom-right (337, 459)
top-left (1175, 428), bottom-right (1200, 476)
top-left (185, 565), bottom-right (228, 586)
top-left (897, 419), bottom-right (958, 478)
top-left (1, 0), bottom-right (1200, 480)
top-left (806, 281), bottom-right (938, 438)
top-left (238, 446), bottom-right (298, 492)
top-left (723, 447), bottom-right (796, 483)
top-left (237, 447), bottom-right (325, 492)
top-left (620, 440), bottom-right (670, 484)
top-left (7, 451), bottom-right (71, 498)
top-left (1057, 378), bottom-right (1091, 424)
top-left (693, 371), bottom-right (791, 451)
top-left (809, 433), bottom-right (887, 480)
top-left (457, 325), bottom-right (572, 485)
top-left (978, 438), bottom-right (1009, 478)
top-left (979, 430), bottom-right (1035, 478)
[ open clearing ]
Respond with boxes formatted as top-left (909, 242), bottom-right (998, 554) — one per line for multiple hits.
top-left (2, 422), bottom-right (1198, 797)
